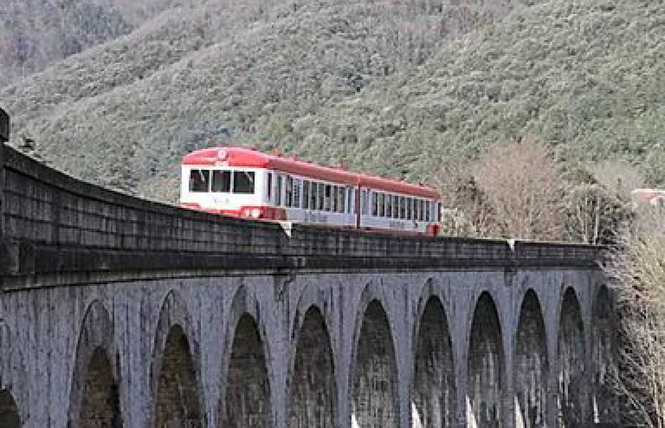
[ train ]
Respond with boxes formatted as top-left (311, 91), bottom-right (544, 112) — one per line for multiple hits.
top-left (180, 147), bottom-right (442, 235)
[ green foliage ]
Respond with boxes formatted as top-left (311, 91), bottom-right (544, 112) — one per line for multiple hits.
top-left (0, 0), bottom-right (132, 86)
top-left (0, 0), bottom-right (662, 217)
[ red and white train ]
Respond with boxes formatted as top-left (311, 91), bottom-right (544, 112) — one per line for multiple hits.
top-left (180, 147), bottom-right (442, 235)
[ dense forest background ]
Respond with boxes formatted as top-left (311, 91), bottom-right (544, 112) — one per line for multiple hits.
top-left (0, 0), bottom-right (663, 240)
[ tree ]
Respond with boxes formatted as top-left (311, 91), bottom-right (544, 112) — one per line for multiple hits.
top-left (607, 210), bottom-right (665, 427)
top-left (471, 141), bottom-right (565, 240)
top-left (560, 163), bottom-right (633, 245)
top-left (435, 161), bottom-right (495, 237)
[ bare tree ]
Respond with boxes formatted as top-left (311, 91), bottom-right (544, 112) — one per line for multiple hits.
top-left (607, 210), bottom-right (665, 427)
top-left (471, 141), bottom-right (565, 240)
top-left (590, 160), bottom-right (645, 200)
top-left (434, 161), bottom-right (495, 237)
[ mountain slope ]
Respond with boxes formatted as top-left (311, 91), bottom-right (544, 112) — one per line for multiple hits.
top-left (295, 0), bottom-right (664, 183)
top-left (1, 0), bottom-right (663, 202)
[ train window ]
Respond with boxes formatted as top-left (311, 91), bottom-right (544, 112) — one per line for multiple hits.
top-left (212, 170), bottom-right (231, 193)
top-left (303, 181), bottom-right (310, 209)
top-left (285, 176), bottom-right (294, 207)
top-left (266, 173), bottom-right (273, 202)
top-left (387, 195), bottom-right (394, 218)
top-left (189, 169), bottom-right (210, 192)
top-left (317, 183), bottom-right (325, 211)
top-left (437, 202), bottom-right (442, 221)
top-left (384, 194), bottom-right (390, 218)
top-left (293, 179), bottom-right (302, 208)
top-left (377, 193), bottom-right (384, 217)
top-left (359, 189), bottom-right (364, 214)
top-left (397, 197), bottom-right (403, 219)
top-left (425, 201), bottom-right (431, 222)
top-left (338, 187), bottom-right (345, 213)
top-left (310, 182), bottom-right (317, 210)
top-left (406, 198), bottom-right (412, 219)
top-left (275, 175), bottom-right (283, 205)
top-left (414, 199), bottom-right (420, 221)
top-left (331, 186), bottom-right (337, 212)
top-left (233, 171), bottom-right (255, 194)
top-left (324, 185), bottom-right (332, 211)
top-left (360, 190), bottom-right (366, 215)
top-left (347, 188), bottom-right (353, 213)
top-left (371, 193), bottom-right (377, 216)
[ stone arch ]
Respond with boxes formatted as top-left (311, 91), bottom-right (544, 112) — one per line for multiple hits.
top-left (68, 300), bottom-right (122, 427)
top-left (0, 318), bottom-right (27, 426)
top-left (513, 289), bottom-right (548, 428)
top-left (467, 291), bottom-right (505, 427)
top-left (591, 285), bottom-right (616, 424)
top-left (288, 305), bottom-right (337, 428)
top-left (152, 290), bottom-right (204, 427)
top-left (557, 287), bottom-right (587, 427)
top-left (351, 290), bottom-right (399, 428)
top-left (219, 286), bottom-right (272, 427)
top-left (412, 291), bottom-right (456, 428)
top-left (288, 283), bottom-right (338, 370)
top-left (0, 389), bottom-right (20, 427)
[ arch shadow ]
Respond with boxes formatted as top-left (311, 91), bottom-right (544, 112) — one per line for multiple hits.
top-left (513, 289), bottom-right (549, 428)
top-left (411, 279), bottom-right (456, 428)
top-left (0, 389), bottom-right (20, 427)
top-left (68, 300), bottom-right (122, 428)
top-left (466, 291), bottom-right (505, 428)
top-left (349, 282), bottom-right (400, 428)
top-left (150, 290), bottom-right (204, 427)
top-left (218, 285), bottom-right (273, 428)
top-left (557, 286), bottom-right (587, 427)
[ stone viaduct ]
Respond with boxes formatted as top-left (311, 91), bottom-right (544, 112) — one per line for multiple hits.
top-left (0, 109), bottom-right (616, 427)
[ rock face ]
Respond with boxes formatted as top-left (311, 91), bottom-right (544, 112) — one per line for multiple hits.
top-left (0, 143), bottom-right (617, 427)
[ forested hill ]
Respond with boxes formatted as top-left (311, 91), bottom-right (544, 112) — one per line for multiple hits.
top-left (0, 0), bottom-right (663, 203)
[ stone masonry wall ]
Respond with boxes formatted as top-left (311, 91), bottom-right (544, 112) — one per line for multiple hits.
top-left (0, 268), bottom-right (612, 428)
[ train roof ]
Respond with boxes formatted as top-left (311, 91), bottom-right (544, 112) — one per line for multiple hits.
top-left (182, 147), bottom-right (441, 199)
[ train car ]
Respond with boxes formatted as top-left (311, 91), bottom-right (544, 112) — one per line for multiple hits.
top-left (180, 147), bottom-right (442, 235)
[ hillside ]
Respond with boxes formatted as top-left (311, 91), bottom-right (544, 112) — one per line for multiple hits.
top-left (0, 0), bottom-right (203, 87)
top-left (0, 0), bottom-right (663, 202)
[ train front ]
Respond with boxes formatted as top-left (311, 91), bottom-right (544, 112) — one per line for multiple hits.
top-left (179, 147), bottom-right (271, 218)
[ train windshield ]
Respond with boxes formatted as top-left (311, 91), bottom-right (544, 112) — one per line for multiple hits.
top-left (188, 169), bottom-right (255, 194)
top-left (233, 171), bottom-right (255, 194)
top-left (212, 170), bottom-right (231, 192)
top-left (189, 169), bottom-right (210, 192)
